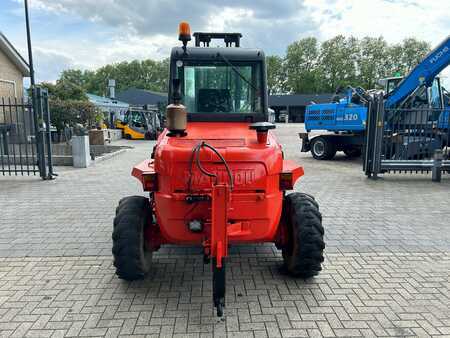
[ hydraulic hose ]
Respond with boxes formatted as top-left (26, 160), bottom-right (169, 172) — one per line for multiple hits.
top-left (190, 141), bottom-right (234, 191)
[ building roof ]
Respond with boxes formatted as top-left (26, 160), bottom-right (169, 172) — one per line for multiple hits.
top-left (269, 93), bottom-right (334, 107)
top-left (0, 32), bottom-right (30, 77)
top-left (116, 89), bottom-right (333, 108)
top-left (87, 93), bottom-right (129, 113)
top-left (116, 88), bottom-right (167, 106)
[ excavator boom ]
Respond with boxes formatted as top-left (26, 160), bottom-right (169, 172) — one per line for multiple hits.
top-left (386, 36), bottom-right (450, 108)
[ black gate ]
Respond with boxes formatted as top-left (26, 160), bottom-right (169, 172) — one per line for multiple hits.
top-left (364, 94), bottom-right (450, 181)
top-left (0, 87), bottom-right (54, 179)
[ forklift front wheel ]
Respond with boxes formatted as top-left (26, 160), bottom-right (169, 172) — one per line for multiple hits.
top-left (282, 193), bottom-right (325, 278)
top-left (112, 196), bottom-right (153, 280)
top-left (310, 137), bottom-right (336, 160)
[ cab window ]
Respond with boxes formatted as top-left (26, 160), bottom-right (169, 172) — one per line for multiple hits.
top-left (180, 62), bottom-right (263, 114)
top-left (430, 78), bottom-right (442, 109)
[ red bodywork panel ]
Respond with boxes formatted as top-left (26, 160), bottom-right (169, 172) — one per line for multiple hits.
top-left (132, 122), bottom-right (304, 245)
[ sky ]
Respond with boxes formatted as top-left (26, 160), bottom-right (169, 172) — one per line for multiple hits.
top-left (1, 0), bottom-right (450, 87)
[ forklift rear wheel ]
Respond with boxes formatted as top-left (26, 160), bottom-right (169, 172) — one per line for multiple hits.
top-left (310, 137), bottom-right (336, 160)
top-left (125, 134), bottom-right (132, 140)
top-left (282, 193), bottom-right (325, 278)
top-left (343, 148), bottom-right (362, 158)
top-left (112, 196), bottom-right (153, 280)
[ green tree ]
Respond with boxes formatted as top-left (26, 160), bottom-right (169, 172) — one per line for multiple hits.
top-left (44, 37), bottom-right (432, 100)
top-left (386, 38), bottom-right (431, 77)
top-left (266, 55), bottom-right (285, 94)
top-left (357, 37), bottom-right (390, 89)
top-left (59, 69), bottom-right (89, 88)
top-left (284, 37), bottom-right (320, 93)
top-left (38, 58), bottom-right (170, 133)
top-left (66, 58), bottom-right (170, 96)
top-left (50, 99), bottom-right (99, 132)
top-left (140, 58), bottom-right (169, 92)
top-left (318, 35), bottom-right (360, 92)
top-left (39, 80), bottom-right (87, 101)
top-left (38, 77), bottom-right (95, 133)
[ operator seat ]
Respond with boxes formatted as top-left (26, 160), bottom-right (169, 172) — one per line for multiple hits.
top-left (197, 89), bottom-right (233, 113)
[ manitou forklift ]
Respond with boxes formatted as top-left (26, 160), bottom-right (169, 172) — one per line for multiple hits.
top-left (112, 23), bottom-right (325, 317)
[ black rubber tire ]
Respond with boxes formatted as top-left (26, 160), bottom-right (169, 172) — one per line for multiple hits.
top-left (115, 195), bottom-right (149, 217)
top-left (282, 193), bottom-right (325, 278)
top-left (125, 134), bottom-right (132, 140)
top-left (343, 148), bottom-right (362, 158)
top-left (112, 196), bottom-right (153, 280)
top-left (310, 136), bottom-right (336, 160)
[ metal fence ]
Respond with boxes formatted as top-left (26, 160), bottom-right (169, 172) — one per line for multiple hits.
top-left (0, 87), bottom-right (54, 179)
top-left (364, 94), bottom-right (450, 181)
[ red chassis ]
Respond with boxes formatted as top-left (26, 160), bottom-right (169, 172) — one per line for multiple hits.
top-left (132, 122), bottom-right (303, 256)
top-left (127, 122), bottom-right (307, 316)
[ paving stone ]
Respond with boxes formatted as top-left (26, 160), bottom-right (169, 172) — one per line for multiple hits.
top-left (0, 125), bottom-right (449, 337)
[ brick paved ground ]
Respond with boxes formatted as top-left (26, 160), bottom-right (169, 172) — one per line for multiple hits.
top-left (0, 123), bottom-right (449, 337)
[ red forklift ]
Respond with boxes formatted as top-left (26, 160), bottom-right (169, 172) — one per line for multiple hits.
top-left (113, 23), bottom-right (325, 317)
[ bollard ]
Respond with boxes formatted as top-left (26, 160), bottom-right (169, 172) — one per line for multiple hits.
top-left (72, 135), bottom-right (91, 168)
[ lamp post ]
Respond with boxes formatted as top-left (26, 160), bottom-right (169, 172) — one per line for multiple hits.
top-left (24, 0), bottom-right (35, 88)
top-left (24, 0), bottom-right (51, 179)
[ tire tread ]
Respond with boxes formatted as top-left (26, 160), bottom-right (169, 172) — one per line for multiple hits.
top-left (282, 192), bottom-right (325, 278)
top-left (112, 196), bottom-right (152, 281)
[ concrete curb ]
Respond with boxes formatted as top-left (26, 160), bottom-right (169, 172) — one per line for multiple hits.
top-left (93, 148), bottom-right (128, 163)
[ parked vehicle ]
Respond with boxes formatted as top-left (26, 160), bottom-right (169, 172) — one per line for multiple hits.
top-left (115, 107), bottom-right (161, 140)
top-left (279, 110), bottom-right (289, 123)
top-left (300, 36), bottom-right (450, 160)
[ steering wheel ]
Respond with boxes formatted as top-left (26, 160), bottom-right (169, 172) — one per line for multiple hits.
top-left (210, 95), bottom-right (230, 112)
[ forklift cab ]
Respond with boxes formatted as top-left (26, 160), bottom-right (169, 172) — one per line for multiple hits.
top-left (119, 109), bottom-right (161, 140)
top-left (168, 32), bottom-right (268, 123)
top-left (126, 110), bottom-right (145, 128)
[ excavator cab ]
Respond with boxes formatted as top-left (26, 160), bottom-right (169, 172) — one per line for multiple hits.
top-left (379, 76), bottom-right (403, 95)
top-left (381, 76), bottom-right (444, 110)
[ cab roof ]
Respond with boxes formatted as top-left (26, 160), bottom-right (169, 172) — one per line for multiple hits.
top-left (170, 46), bottom-right (265, 62)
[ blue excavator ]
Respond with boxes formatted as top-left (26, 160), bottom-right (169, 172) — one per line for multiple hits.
top-left (300, 36), bottom-right (450, 160)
